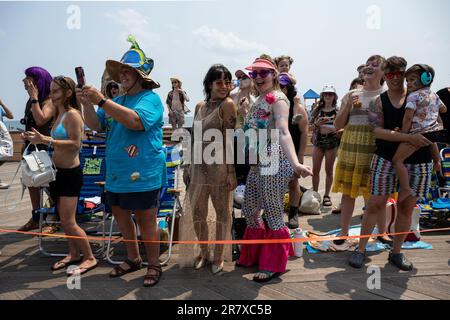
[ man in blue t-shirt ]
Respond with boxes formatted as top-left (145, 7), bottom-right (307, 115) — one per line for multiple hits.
top-left (76, 36), bottom-right (166, 287)
top-left (0, 98), bottom-right (14, 124)
top-left (0, 98), bottom-right (14, 189)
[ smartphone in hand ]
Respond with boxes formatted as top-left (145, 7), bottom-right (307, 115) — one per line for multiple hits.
top-left (75, 67), bottom-right (86, 88)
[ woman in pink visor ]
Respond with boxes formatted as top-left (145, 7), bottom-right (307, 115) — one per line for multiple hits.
top-left (236, 55), bottom-right (312, 282)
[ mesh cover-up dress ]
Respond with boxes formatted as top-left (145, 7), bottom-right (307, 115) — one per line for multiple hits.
top-left (178, 100), bottom-right (234, 267)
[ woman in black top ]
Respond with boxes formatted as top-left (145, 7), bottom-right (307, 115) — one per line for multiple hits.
top-left (310, 85), bottom-right (340, 208)
top-left (18, 66), bottom-right (56, 232)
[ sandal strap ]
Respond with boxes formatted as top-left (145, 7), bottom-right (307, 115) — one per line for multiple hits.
top-left (113, 258), bottom-right (142, 274)
top-left (147, 264), bottom-right (162, 273)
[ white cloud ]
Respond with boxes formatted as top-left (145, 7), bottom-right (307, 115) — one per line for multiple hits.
top-left (105, 9), bottom-right (160, 47)
top-left (192, 25), bottom-right (270, 54)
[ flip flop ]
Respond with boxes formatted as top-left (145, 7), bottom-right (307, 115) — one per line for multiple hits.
top-left (67, 262), bottom-right (98, 277)
top-left (331, 206), bottom-right (341, 214)
top-left (51, 258), bottom-right (82, 271)
top-left (253, 270), bottom-right (280, 283)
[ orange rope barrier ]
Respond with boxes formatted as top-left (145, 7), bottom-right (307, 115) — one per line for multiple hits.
top-left (0, 227), bottom-right (449, 245)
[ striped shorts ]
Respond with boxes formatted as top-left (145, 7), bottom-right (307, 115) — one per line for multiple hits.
top-left (370, 154), bottom-right (432, 198)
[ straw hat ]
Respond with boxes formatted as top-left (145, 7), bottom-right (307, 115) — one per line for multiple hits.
top-left (106, 35), bottom-right (160, 90)
top-left (170, 77), bottom-right (182, 86)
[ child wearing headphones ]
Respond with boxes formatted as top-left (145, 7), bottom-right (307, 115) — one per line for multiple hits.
top-left (392, 64), bottom-right (447, 201)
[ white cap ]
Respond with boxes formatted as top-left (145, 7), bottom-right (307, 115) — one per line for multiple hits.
top-left (322, 85), bottom-right (336, 94)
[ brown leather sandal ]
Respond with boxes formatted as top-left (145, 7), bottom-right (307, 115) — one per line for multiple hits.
top-left (109, 258), bottom-right (143, 278)
top-left (143, 265), bottom-right (162, 287)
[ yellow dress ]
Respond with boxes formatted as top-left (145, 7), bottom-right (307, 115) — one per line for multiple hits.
top-left (332, 87), bottom-right (384, 199)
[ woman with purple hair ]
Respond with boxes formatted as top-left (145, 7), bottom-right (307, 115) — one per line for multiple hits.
top-left (18, 66), bottom-right (57, 233)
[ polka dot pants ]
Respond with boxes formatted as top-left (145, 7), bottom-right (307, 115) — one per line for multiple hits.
top-left (242, 144), bottom-right (294, 231)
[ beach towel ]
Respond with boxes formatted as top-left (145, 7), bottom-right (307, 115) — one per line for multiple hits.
top-left (303, 225), bottom-right (433, 254)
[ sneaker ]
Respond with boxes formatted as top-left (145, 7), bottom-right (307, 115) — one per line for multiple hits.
top-left (18, 218), bottom-right (39, 232)
top-left (388, 251), bottom-right (413, 271)
top-left (349, 250), bottom-right (366, 268)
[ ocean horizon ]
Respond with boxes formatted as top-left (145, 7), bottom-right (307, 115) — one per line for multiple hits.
top-left (4, 117), bottom-right (195, 131)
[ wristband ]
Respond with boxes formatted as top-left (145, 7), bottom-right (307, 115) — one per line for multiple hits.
top-left (31, 99), bottom-right (39, 104)
top-left (98, 98), bottom-right (108, 108)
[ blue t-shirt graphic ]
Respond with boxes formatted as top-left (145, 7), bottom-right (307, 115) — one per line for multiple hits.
top-left (97, 90), bottom-right (167, 193)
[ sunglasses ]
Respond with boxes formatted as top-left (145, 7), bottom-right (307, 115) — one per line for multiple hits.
top-left (53, 76), bottom-right (70, 88)
top-left (213, 80), bottom-right (232, 87)
top-left (237, 75), bottom-right (249, 81)
top-left (385, 71), bottom-right (404, 80)
top-left (248, 70), bottom-right (273, 79)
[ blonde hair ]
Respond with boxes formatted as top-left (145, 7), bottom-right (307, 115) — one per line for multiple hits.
top-left (274, 55), bottom-right (294, 67)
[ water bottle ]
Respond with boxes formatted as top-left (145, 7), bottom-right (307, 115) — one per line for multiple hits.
top-left (233, 79), bottom-right (240, 87)
top-left (158, 220), bottom-right (169, 242)
top-left (293, 228), bottom-right (304, 257)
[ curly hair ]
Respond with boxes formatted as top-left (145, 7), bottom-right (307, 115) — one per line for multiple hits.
top-left (274, 55), bottom-right (294, 67)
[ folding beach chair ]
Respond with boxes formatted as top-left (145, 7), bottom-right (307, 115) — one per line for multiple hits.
top-left (417, 147), bottom-right (450, 227)
top-left (105, 144), bottom-right (183, 266)
top-left (36, 139), bottom-right (108, 258)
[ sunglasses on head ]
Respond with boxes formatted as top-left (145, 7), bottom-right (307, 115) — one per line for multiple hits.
top-left (53, 76), bottom-right (70, 88)
top-left (248, 70), bottom-right (273, 79)
top-left (385, 71), bottom-right (404, 80)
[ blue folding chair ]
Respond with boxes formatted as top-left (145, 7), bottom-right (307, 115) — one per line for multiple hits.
top-left (37, 139), bottom-right (108, 257)
top-left (105, 144), bottom-right (183, 266)
top-left (417, 147), bottom-right (450, 227)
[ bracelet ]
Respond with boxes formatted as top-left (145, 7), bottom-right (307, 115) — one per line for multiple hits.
top-left (31, 99), bottom-right (39, 104)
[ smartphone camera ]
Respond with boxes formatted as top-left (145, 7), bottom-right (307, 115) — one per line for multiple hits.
top-left (75, 66), bottom-right (86, 88)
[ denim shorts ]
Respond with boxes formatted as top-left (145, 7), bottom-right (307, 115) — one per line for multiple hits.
top-left (106, 189), bottom-right (161, 211)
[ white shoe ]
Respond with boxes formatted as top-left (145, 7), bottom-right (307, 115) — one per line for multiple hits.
top-left (0, 183), bottom-right (10, 190)
top-left (211, 262), bottom-right (224, 274)
top-left (194, 257), bottom-right (207, 269)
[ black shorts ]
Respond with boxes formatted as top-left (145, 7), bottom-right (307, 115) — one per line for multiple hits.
top-left (106, 189), bottom-right (161, 211)
top-left (49, 166), bottom-right (83, 201)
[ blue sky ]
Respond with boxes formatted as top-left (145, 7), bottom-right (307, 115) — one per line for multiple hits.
top-left (0, 0), bottom-right (449, 120)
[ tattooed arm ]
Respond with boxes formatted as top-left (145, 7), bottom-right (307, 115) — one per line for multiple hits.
top-left (221, 97), bottom-right (237, 190)
top-left (369, 95), bottom-right (430, 147)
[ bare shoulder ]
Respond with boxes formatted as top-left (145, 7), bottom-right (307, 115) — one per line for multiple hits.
top-left (195, 101), bottom-right (205, 112)
top-left (222, 97), bottom-right (236, 109)
top-left (65, 109), bottom-right (83, 123)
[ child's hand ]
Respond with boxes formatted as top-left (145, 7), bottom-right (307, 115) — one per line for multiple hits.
top-left (433, 160), bottom-right (441, 173)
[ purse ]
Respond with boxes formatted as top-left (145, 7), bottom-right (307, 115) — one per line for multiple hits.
top-left (21, 144), bottom-right (57, 187)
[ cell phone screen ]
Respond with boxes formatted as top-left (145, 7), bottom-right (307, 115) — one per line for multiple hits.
top-left (75, 67), bottom-right (86, 88)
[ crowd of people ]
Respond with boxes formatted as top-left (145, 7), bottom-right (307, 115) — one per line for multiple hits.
top-left (1, 35), bottom-right (449, 287)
